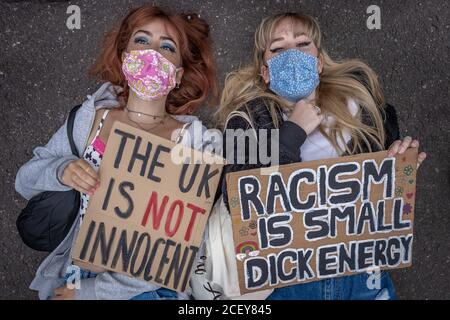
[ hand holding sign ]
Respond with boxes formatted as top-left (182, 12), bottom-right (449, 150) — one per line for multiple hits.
top-left (61, 158), bottom-right (100, 195)
top-left (387, 136), bottom-right (427, 169)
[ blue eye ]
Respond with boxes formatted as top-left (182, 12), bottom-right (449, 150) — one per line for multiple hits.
top-left (270, 47), bottom-right (284, 53)
top-left (297, 41), bottom-right (311, 47)
top-left (161, 43), bottom-right (176, 53)
top-left (135, 37), bottom-right (149, 45)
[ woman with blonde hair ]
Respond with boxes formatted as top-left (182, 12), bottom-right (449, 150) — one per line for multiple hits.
top-left (211, 12), bottom-right (427, 300)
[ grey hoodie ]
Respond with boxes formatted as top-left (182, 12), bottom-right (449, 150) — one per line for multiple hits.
top-left (15, 82), bottom-right (214, 300)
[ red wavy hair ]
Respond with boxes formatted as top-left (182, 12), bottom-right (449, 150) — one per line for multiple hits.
top-left (89, 5), bottom-right (218, 115)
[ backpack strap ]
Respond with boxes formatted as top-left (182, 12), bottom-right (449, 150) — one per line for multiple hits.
top-left (224, 110), bottom-right (258, 141)
top-left (174, 122), bottom-right (192, 144)
top-left (67, 105), bottom-right (82, 157)
top-left (92, 109), bottom-right (110, 140)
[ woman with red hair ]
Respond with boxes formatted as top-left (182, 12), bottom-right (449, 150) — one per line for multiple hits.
top-left (15, 5), bottom-right (218, 300)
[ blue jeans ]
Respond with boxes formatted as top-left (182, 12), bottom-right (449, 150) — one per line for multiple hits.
top-left (266, 272), bottom-right (396, 300)
top-left (131, 288), bottom-right (179, 300)
top-left (64, 268), bottom-right (179, 300)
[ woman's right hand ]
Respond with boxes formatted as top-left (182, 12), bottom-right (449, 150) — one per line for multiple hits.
top-left (288, 99), bottom-right (324, 135)
top-left (61, 159), bottom-right (100, 195)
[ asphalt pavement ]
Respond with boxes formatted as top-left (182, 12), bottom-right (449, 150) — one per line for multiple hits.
top-left (0, 0), bottom-right (449, 299)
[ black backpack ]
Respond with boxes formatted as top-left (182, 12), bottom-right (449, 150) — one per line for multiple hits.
top-left (16, 105), bottom-right (82, 252)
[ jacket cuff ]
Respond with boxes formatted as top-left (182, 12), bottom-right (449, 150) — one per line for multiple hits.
top-left (279, 121), bottom-right (307, 157)
top-left (75, 277), bottom-right (97, 300)
top-left (56, 157), bottom-right (77, 186)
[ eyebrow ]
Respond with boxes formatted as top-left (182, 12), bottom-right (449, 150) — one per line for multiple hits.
top-left (269, 32), bottom-right (308, 46)
top-left (133, 30), bottom-right (152, 37)
top-left (133, 30), bottom-right (178, 47)
top-left (160, 36), bottom-right (177, 46)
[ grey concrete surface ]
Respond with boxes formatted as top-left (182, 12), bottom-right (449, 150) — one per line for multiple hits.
top-left (0, 0), bottom-right (449, 299)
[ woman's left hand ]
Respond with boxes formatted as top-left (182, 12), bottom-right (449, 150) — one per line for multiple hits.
top-left (51, 286), bottom-right (75, 300)
top-left (387, 136), bottom-right (427, 169)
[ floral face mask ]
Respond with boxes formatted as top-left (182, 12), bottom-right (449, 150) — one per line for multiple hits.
top-left (122, 49), bottom-right (181, 101)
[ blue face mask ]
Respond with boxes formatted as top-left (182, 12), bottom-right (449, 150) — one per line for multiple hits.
top-left (267, 48), bottom-right (320, 102)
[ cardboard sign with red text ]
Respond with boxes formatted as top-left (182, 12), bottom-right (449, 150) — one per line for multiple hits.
top-left (72, 121), bottom-right (224, 292)
top-left (226, 149), bottom-right (418, 294)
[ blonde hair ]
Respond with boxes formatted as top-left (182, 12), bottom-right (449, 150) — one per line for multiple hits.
top-left (216, 12), bottom-right (387, 154)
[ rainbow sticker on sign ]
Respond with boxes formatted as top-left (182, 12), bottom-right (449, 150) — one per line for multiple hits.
top-left (236, 241), bottom-right (259, 254)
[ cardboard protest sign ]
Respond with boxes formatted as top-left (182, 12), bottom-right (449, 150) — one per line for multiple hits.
top-left (72, 121), bottom-right (224, 292)
top-left (226, 148), bottom-right (418, 294)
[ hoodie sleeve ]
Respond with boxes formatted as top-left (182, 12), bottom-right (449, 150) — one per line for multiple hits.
top-left (15, 117), bottom-right (78, 200)
top-left (15, 82), bottom-right (122, 200)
